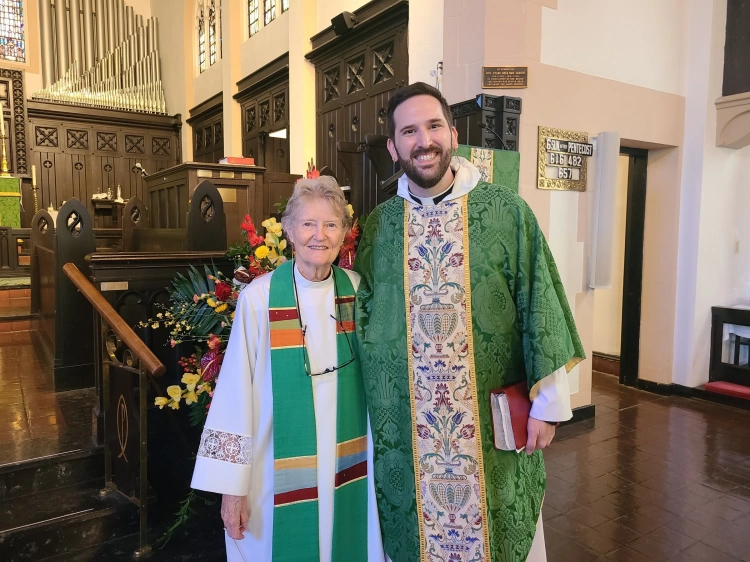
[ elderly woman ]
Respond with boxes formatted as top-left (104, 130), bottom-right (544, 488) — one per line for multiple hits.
top-left (191, 177), bottom-right (385, 562)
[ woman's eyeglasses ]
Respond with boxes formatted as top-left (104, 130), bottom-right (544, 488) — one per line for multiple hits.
top-left (292, 261), bottom-right (355, 377)
top-left (301, 317), bottom-right (355, 377)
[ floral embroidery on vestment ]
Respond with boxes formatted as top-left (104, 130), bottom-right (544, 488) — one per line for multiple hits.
top-left (408, 200), bottom-right (487, 561)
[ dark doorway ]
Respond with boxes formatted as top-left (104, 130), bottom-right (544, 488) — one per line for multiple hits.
top-left (619, 148), bottom-right (648, 387)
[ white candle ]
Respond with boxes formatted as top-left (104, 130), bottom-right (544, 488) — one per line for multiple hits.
top-left (0, 101), bottom-right (4, 135)
top-left (32, 164), bottom-right (37, 186)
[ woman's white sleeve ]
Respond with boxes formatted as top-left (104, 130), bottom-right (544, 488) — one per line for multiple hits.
top-left (191, 289), bottom-right (258, 496)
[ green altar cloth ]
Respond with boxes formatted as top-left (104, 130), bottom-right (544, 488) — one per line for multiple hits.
top-left (0, 177), bottom-right (21, 228)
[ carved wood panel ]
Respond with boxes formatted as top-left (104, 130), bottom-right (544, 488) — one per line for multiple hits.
top-left (191, 113), bottom-right (223, 164)
top-left (28, 102), bottom-right (181, 213)
top-left (239, 81), bottom-right (289, 173)
top-left (310, 16), bottom-right (408, 213)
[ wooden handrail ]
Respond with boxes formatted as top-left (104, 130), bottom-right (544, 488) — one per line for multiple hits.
top-left (63, 262), bottom-right (166, 377)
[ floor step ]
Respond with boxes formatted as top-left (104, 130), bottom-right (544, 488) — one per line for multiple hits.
top-left (0, 287), bottom-right (30, 309)
top-left (0, 486), bottom-right (138, 561)
top-left (704, 380), bottom-right (750, 400)
top-left (0, 448), bottom-right (104, 502)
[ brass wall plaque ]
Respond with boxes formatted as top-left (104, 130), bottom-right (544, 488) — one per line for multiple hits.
top-left (537, 127), bottom-right (592, 192)
top-left (217, 187), bottom-right (237, 202)
top-left (196, 169), bottom-right (213, 178)
top-left (100, 281), bottom-right (129, 291)
top-left (482, 66), bottom-right (528, 89)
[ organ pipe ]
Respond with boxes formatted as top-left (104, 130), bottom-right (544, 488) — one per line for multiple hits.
top-left (35, 0), bottom-right (167, 115)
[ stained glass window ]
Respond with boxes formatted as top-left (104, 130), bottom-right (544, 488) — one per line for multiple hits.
top-left (264, 0), bottom-right (276, 26)
top-left (197, 1), bottom-right (206, 73)
top-left (0, 0), bottom-right (25, 63)
top-left (208, 0), bottom-right (218, 66)
top-left (248, 0), bottom-right (259, 37)
top-left (281, 0), bottom-right (289, 12)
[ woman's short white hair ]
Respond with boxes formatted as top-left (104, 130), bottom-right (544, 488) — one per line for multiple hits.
top-left (280, 176), bottom-right (352, 235)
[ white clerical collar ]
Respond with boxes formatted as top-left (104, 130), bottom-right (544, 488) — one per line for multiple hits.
top-left (397, 156), bottom-right (482, 206)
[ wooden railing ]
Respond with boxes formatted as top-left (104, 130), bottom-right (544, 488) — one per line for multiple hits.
top-left (63, 262), bottom-right (164, 557)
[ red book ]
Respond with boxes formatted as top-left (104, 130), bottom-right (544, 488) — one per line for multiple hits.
top-left (490, 380), bottom-right (531, 451)
top-left (219, 156), bottom-right (255, 165)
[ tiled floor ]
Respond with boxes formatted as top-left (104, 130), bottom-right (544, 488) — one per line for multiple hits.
top-left (544, 372), bottom-right (750, 562)
top-left (0, 344), bottom-right (96, 466)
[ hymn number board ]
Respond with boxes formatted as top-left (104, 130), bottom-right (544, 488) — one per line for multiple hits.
top-left (537, 127), bottom-right (593, 191)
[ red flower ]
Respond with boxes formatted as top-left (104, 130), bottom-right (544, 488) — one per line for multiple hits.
top-left (207, 334), bottom-right (222, 350)
top-left (416, 424), bottom-right (430, 439)
top-left (234, 268), bottom-right (255, 285)
top-left (408, 258), bottom-right (421, 271)
top-left (241, 215), bottom-right (264, 246)
top-left (214, 282), bottom-right (231, 301)
top-left (201, 349), bottom-right (224, 381)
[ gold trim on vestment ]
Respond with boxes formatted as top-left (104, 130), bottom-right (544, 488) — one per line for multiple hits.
top-left (0, 192), bottom-right (21, 197)
top-left (275, 497), bottom-right (318, 508)
top-left (336, 435), bottom-right (367, 457)
top-left (461, 196), bottom-right (492, 562)
top-left (274, 455), bottom-right (317, 470)
top-left (334, 474), bottom-right (367, 490)
top-left (404, 199), bottom-right (426, 562)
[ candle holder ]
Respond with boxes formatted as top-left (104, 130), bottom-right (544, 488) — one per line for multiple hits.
top-left (0, 133), bottom-right (10, 178)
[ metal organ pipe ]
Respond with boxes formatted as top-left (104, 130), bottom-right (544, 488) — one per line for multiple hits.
top-left (82, 0), bottom-right (95, 71)
top-left (54, 0), bottom-right (70, 78)
top-left (106, 0), bottom-right (116, 54)
top-left (95, 0), bottom-right (106, 60)
top-left (69, 0), bottom-right (84, 72)
top-left (116, 0), bottom-right (125, 47)
top-left (40, 0), bottom-right (55, 86)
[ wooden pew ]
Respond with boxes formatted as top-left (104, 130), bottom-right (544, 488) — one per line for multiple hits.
top-left (30, 199), bottom-right (97, 391)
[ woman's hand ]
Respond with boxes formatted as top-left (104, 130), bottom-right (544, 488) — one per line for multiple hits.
top-left (221, 494), bottom-right (249, 539)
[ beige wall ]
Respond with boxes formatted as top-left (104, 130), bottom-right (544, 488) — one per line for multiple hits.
top-left (541, 0), bottom-right (689, 96)
top-left (592, 155), bottom-right (628, 357)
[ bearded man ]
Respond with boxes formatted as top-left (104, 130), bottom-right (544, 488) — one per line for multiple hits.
top-left (354, 82), bottom-right (584, 562)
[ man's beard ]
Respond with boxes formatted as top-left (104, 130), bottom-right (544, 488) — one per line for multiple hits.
top-left (396, 145), bottom-right (452, 190)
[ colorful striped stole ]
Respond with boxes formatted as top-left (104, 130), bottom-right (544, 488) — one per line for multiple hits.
top-left (269, 261), bottom-right (368, 561)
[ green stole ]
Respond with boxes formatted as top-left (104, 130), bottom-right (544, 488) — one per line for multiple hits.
top-left (269, 260), bottom-right (368, 562)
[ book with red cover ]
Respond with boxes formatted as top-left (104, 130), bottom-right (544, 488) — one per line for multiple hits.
top-left (219, 156), bottom-right (255, 165)
top-left (489, 379), bottom-right (531, 451)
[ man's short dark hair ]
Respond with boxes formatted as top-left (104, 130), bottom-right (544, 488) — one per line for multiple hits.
top-left (386, 82), bottom-right (454, 140)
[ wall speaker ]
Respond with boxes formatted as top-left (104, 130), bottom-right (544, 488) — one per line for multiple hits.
top-left (588, 131), bottom-right (620, 289)
top-left (331, 12), bottom-right (358, 36)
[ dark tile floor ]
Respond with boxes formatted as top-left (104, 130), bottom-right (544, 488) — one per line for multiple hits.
top-left (0, 344), bottom-right (96, 467)
top-left (544, 372), bottom-right (750, 562)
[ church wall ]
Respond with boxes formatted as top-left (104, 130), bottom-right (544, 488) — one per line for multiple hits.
top-left (540, 0), bottom-right (688, 96)
top-left (151, 0), bottom-right (193, 157)
top-left (407, 0), bottom-right (444, 85)
top-left (240, 7), bottom-right (291, 80)
top-left (316, 0), bottom-right (364, 34)
top-left (673, 0), bottom-right (748, 389)
top-left (6, 0), bottom-right (41, 94)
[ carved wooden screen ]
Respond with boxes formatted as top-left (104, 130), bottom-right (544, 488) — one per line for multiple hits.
top-left (307, 3), bottom-right (407, 213)
top-left (0, 68), bottom-right (28, 175)
top-left (27, 101), bottom-right (181, 213)
top-left (192, 113), bottom-right (224, 163)
top-left (237, 55), bottom-right (289, 174)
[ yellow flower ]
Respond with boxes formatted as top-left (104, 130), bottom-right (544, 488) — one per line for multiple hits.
top-left (278, 239), bottom-right (287, 252)
top-left (181, 373), bottom-right (200, 392)
top-left (185, 390), bottom-right (198, 405)
top-left (154, 396), bottom-right (169, 409)
top-left (268, 247), bottom-right (279, 264)
top-left (262, 217), bottom-right (283, 236)
top-left (346, 204), bottom-right (354, 218)
top-left (215, 303), bottom-right (228, 314)
top-left (206, 298), bottom-right (217, 308)
top-left (265, 232), bottom-right (277, 247)
top-left (255, 245), bottom-right (270, 259)
top-left (231, 312), bottom-right (235, 320)
top-left (167, 385), bottom-right (182, 402)
top-left (151, 322), bottom-right (159, 329)
top-left (168, 400), bottom-right (180, 410)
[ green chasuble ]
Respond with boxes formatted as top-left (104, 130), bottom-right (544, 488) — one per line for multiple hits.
top-left (354, 182), bottom-right (584, 562)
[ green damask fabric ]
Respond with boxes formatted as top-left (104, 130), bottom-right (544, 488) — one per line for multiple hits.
top-left (455, 145), bottom-right (520, 192)
top-left (354, 182), bottom-right (584, 562)
top-left (0, 177), bottom-right (21, 228)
